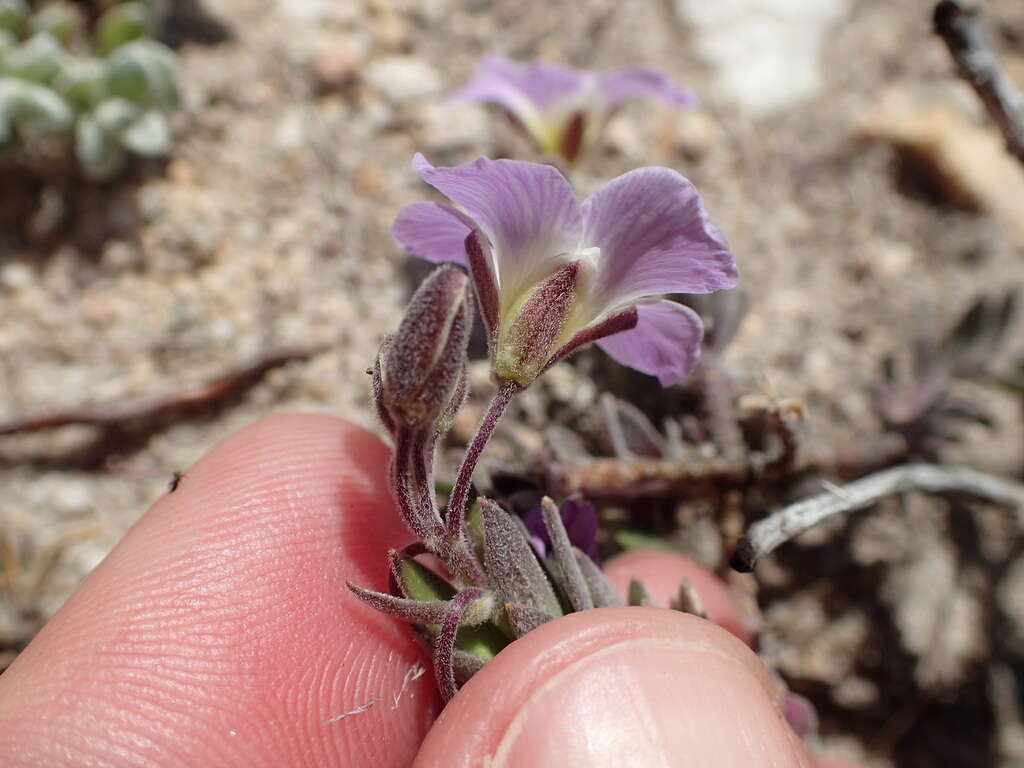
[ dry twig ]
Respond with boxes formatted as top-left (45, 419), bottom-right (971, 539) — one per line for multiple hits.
top-left (732, 464), bottom-right (1024, 571)
top-left (934, 0), bottom-right (1024, 163)
top-left (0, 346), bottom-right (325, 436)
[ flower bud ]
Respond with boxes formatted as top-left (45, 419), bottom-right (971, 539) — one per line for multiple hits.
top-left (381, 264), bottom-right (472, 429)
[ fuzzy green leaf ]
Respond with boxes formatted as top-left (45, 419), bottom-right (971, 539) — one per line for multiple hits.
top-left (93, 97), bottom-right (140, 134)
top-left (28, 3), bottom-right (82, 45)
top-left (53, 58), bottom-right (106, 110)
top-left (0, 78), bottom-right (72, 132)
top-left (120, 108), bottom-right (169, 156)
top-left (481, 498), bottom-right (563, 620)
top-left (5, 32), bottom-right (63, 84)
top-left (541, 496), bottom-right (593, 612)
top-left (105, 40), bottom-right (178, 108)
top-left (95, 2), bottom-right (150, 54)
top-left (0, 1), bottom-right (27, 35)
top-left (627, 578), bottom-right (655, 607)
top-left (573, 547), bottom-right (625, 608)
top-left (75, 114), bottom-right (125, 180)
top-left (0, 28), bottom-right (15, 55)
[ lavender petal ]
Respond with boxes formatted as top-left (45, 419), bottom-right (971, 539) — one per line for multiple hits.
top-left (581, 167), bottom-right (737, 308)
top-left (450, 55), bottom-right (584, 111)
top-left (411, 154), bottom-right (582, 302)
top-left (596, 300), bottom-right (704, 386)
top-left (599, 68), bottom-right (696, 109)
top-left (392, 202), bottom-right (476, 266)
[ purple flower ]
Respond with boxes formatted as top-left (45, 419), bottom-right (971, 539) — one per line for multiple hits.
top-left (521, 498), bottom-right (599, 561)
top-left (392, 154), bottom-right (738, 387)
top-left (450, 55), bottom-right (695, 163)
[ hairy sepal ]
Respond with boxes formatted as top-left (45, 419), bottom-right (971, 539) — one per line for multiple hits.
top-left (480, 498), bottom-right (563, 619)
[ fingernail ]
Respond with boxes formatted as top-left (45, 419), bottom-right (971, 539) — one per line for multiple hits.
top-left (493, 637), bottom-right (805, 767)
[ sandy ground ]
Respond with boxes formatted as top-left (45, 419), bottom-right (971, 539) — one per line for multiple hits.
top-left (1, 1), bottom-right (1023, 765)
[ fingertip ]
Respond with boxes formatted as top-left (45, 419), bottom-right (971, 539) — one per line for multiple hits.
top-left (0, 412), bottom-right (438, 767)
top-left (603, 548), bottom-right (752, 644)
top-left (416, 607), bottom-right (812, 768)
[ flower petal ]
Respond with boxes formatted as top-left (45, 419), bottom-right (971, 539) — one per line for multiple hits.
top-left (581, 167), bottom-right (737, 310)
top-left (412, 154), bottom-right (582, 304)
top-left (450, 55), bottom-right (584, 111)
top-left (595, 300), bottom-right (703, 386)
top-left (599, 68), bottom-right (696, 109)
top-left (391, 202), bottom-right (476, 266)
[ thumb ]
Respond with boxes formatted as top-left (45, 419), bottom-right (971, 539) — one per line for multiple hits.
top-left (416, 607), bottom-right (813, 768)
top-left (0, 413), bottom-right (439, 767)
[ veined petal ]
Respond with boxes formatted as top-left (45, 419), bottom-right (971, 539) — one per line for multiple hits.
top-left (392, 202), bottom-right (475, 266)
top-left (451, 55), bottom-right (584, 110)
top-left (595, 300), bottom-right (703, 386)
top-left (449, 57), bottom-right (588, 158)
top-left (599, 68), bottom-right (696, 109)
top-left (581, 167), bottom-right (737, 311)
top-left (412, 154), bottom-right (582, 307)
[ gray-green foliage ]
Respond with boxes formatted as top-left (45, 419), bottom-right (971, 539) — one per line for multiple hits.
top-left (0, 1), bottom-right (178, 180)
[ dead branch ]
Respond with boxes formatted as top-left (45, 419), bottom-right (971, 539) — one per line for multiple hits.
top-left (0, 346), bottom-right (325, 436)
top-left (732, 463), bottom-right (1024, 572)
top-left (555, 455), bottom-right (751, 501)
top-left (934, 1), bottom-right (1024, 163)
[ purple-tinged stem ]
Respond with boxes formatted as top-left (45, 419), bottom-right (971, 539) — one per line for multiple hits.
top-left (433, 588), bottom-right (484, 702)
top-left (446, 380), bottom-right (518, 543)
top-left (392, 427), bottom-right (442, 544)
top-left (410, 429), bottom-right (441, 530)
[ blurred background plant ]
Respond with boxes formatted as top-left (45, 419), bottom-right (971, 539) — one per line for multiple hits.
top-left (0, 0), bottom-right (179, 181)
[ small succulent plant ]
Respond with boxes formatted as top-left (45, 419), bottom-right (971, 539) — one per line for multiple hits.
top-left (0, 0), bottom-right (178, 180)
top-left (350, 155), bottom-right (739, 701)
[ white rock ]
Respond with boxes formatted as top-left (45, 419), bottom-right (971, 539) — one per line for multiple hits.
top-left (366, 56), bottom-right (442, 103)
top-left (277, 0), bottom-right (330, 22)
top-left (675, 0), bottom-right (847, 114)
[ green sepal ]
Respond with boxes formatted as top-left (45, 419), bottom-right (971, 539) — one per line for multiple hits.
top-left (394, 553), bottom-right (508, 661)
top-left (397, 554), bottom-right (456, 602)
top-left (452, 620), bottom-right (508, 662)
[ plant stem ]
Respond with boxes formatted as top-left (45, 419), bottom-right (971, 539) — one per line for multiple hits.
top-left (446, 380), bottom-right (518, 544)
top-left (392, 427), bottom-right (442, 544)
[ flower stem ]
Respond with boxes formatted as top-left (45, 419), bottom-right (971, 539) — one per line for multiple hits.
top-left (446, 380), bottom-right (518, 545)
top-left (393, 426), bottom-right (443, 544)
